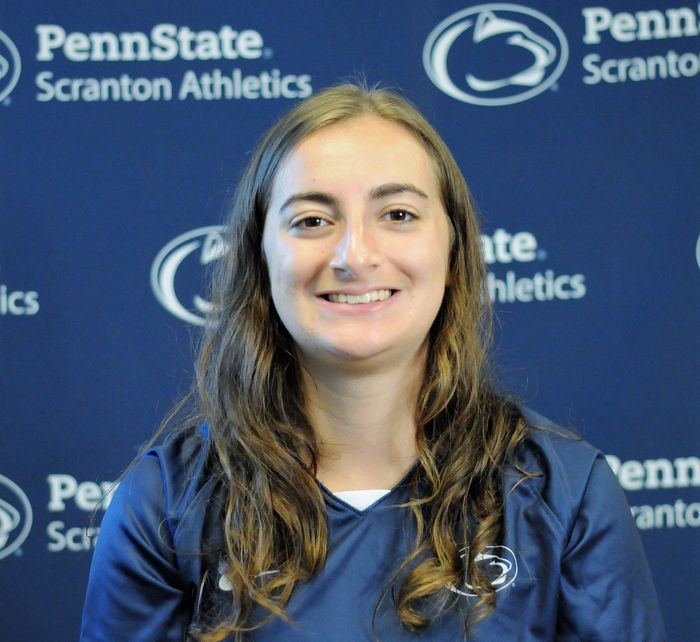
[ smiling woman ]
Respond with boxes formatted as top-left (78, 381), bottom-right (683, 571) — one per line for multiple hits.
top-left (263, 115), bottom-right (452, 370)
top-left (80, 83), bottom-right (665, 641)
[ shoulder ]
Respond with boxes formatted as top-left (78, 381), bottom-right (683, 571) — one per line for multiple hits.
top-left (108, 423), bottom-right (221, 548)
top-left (509, 406), bottom-right (625, 541)
top-left (116, 424), bottom-right (211, 505)
top-left (511, 409), bottom-right (666, 639)
top-left (518, 406), bottom-right (602, 481)
top-left (81, 426), bottom-right (217, 641)
top-left (145, 423), bottom-right (214, 520)
top-left (102, 424), bottom-right (224, 584)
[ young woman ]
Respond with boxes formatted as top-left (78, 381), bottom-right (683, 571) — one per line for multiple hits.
top-left (81, 84), bottom-right (665, 641)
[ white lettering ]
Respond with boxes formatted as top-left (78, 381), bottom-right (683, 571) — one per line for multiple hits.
top-left (480, 229), bottom-right (538, 265)
top-left (0, 285), bottom-right (40, 316)
top-left (486, 271), bottom-right (587, 303)
top-left (610, 12), bottom-right (638, 42)
top-left (644, 458), bottom-right (676, 489)
top-left (88, 32), bottom-right (121, 62)
top-left (583, 51), bottom-right (700, 85)
top-left (64, 31), bottom-right (91, 62)
top-left (47, 521), bottom-right (100, 552)
top-left (637, 10), bottom-right (668, 40)
top-left (176, 25), bottom-right (197, 61)
top-left (510, 232), bottom-right (537, 262)
top-left (151, 23), bottom-right (179, 61)
top-left (120, 32), bottom-right (150, 61)
top-left (631, 499), bottom-right (700, 530)
top-left (178, 69), bottom-right (203, 99)
top-left (675, 457), bottom-right (700, 486)
top-left (582, 4), bottom-right (700, 44)
top-left (619, 459), bottom-right (645, 490)
top-left (47, 474), bottom-right (77, 511)
top-left (582, 7), bottom-right (612, 44)
top-left (236, 29), bottom-right (263, 59)
top-left (36, 24), bottom-right (65, 61)
top-left (35, 23), bottom-right (265, 62)
top-left (177, 69), bottom-right (312, 101)
top-left (36, 71), bottom-right (173, 102)
top-left (194, 30), bottom-right (221, 60)
top-left (75, 482), bottom-right (103, 511)
top-left (667, 7), bottom-right (700, 37)
top-left (47, 474), bottom-right (116, 511)
top-left (608, 455), bottom-right (700, 490)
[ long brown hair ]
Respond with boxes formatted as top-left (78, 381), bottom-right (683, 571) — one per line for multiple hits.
top-left (189, 82), bottom-right (531, 639)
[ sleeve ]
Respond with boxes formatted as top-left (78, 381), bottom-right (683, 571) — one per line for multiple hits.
top-left (80, 453), bottom-right (193, 642)
top-left (556, 455), bottom-right (667, 641)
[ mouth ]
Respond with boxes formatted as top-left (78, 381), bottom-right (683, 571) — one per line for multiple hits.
top-left (320, 289), bottom-right (397, 305)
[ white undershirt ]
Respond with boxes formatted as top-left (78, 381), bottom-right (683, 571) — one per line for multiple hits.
top-left (333, 489), bottom-right (391, 511)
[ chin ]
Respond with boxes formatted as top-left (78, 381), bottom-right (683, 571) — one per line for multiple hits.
top-left (296, 334), bottom-right (389, 365)
top-left (310, 335), bottom-right (424, 369)
top-left (323, 342), bottom-right (391, 362)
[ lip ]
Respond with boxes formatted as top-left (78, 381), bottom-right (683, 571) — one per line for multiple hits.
top-left (316, 287), bottom-right (398, 297)
top-left (316, 288), bottom-right (400, 313)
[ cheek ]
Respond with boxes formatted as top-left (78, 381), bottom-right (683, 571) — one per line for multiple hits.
top-left (405, 241), bottom-right (451, 285)
top-left (263, 231), bottom-right (290, 285)
top-left (265, 240), bottom-right (320, 305)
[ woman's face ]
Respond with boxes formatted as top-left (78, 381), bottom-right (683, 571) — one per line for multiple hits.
top-left (262, 114), bottom-right (452, 370)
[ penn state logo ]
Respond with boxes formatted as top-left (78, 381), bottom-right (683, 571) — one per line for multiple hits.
top-left (0, 475), bottom-right (33, 560)
top-left (449, 545), bottom-right (518, 596)
top-left (423, 4), bottom-right (568, 106)
top-left (0, 30), bottom-right (21, 104)
top-left (150, 226), bottom-right (227, 326)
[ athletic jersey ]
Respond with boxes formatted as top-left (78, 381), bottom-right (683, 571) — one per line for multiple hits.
top-left (80, 409), bottom-right (666, 641)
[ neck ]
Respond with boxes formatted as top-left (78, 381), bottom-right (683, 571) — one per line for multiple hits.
top-left (301, 347), bottom-right (425, 492)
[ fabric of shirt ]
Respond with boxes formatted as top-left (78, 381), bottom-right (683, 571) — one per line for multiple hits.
top-left (80, 409), bottom-right (666, 641)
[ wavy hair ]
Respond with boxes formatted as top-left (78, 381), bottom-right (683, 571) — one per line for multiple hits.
top-left (189, 83), bottom-right (531, 640)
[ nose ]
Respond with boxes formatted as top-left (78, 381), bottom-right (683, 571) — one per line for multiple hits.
top-left (328, 217), bottom-right (379, 277)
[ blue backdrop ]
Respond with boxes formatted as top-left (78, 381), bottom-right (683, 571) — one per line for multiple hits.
top-left (1, 1), bottom-right (698, 640)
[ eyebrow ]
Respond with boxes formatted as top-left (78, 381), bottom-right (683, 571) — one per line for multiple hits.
top-left (369, 182), bottom-right (429, 200)
top-left (280, 191), bottom-right (337, 213)
top-left (279, 182), bottom-right (429, 213)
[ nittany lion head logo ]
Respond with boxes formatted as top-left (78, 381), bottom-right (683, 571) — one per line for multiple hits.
top-left (151, 226), bottom-right (227, 326)
top-left (0, 475), bottom-right (33, 560)
top-left (0, 30), bottom-right (21, 103)
top-left (424, 4), bottom-right (568, 106)
top-left (449, 545), bottom-right (518, 596)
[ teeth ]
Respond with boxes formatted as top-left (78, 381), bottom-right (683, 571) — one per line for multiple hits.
top-left (327, 289), bottom-right (392, 304)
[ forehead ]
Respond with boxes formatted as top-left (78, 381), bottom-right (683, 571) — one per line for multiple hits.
top-left (270, 115), bottom-right (441, 198)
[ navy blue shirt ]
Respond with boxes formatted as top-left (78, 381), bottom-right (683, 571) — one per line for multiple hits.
top-left (81, 410), bottom-right (666, 641)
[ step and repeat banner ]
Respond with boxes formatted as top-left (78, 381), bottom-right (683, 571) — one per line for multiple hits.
top-left (1, 1), bottom-right (698, 640)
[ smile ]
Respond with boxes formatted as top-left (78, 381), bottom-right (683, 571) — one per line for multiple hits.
top-left (322, 289), bottom-right (394, 305)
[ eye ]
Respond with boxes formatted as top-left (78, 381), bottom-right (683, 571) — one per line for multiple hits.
top-left (292, 216), bottom-right (329, 229)
top-left (383, 209), bottom-right (416, 223)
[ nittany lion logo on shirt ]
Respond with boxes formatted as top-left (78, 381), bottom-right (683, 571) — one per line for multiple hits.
top-left (449, 545), bottom-right (518, 596)
top-left (218, 548), bottom-right (518, 596)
